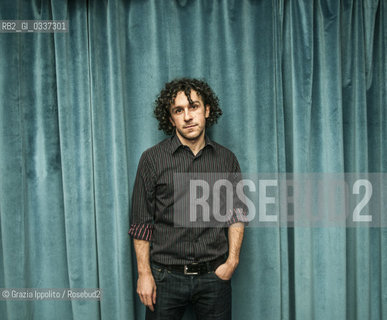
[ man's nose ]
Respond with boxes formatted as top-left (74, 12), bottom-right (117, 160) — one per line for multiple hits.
top-left (184, 109), bottom-right (192, 121)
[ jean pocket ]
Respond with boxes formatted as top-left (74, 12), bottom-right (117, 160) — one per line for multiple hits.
top-left (211, 271), bottom-right (231, 283)
top-left (151, 264), bottom-right (166, 282)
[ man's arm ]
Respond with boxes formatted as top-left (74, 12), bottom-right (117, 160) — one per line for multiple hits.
top-left (129, 152), bottom-right (157, 310)
top-left (215, 222), bottom-right (245, 280)
top-left (133, 239), bottom-right (156, 312)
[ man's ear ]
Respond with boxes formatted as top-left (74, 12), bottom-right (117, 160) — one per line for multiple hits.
top-left (205, 105), bottom-right (210, 118)
top-left (169, 116), bottom-right (176, 127)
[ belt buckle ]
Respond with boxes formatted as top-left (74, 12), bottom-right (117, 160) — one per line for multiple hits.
top-left (184, 263), bottom-right (199, 275)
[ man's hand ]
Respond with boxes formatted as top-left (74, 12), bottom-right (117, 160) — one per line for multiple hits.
top-left (214, 259), bottom-right (238, 281)
top-left (137, 272), bottom-right (157, 312)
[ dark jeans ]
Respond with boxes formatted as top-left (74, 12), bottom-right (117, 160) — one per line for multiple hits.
top-left (145, 263), bottom-right (232, 320)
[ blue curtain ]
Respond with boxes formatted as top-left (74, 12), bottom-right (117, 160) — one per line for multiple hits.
top-left (0, 0), bottom-right (386, 319)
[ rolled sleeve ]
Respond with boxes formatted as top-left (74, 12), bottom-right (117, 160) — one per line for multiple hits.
top-left (128, 223), bottom-right (154, 241)
top-left (129, 152), bottom-right (156, 241)
top-left (227, 209), bottom-right (249, 226)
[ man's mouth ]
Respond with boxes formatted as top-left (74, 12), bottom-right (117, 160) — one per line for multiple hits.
top-left (184, 124), bottom-right (197, 129)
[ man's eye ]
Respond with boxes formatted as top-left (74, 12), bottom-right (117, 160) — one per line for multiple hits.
top-left (175, 109), bottom-right (182, 114)
top-left (191, 104), bottom-right (199, 109)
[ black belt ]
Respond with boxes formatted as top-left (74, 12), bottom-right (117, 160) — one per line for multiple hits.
top-left (153, 255), bottom-right (227, 276)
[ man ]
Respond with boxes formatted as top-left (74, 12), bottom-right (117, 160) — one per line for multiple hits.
top-left (129, 78), bottom-right (247, 319)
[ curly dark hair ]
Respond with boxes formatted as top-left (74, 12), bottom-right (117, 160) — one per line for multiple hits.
top-left (154, 78), bottom-right (223, 135)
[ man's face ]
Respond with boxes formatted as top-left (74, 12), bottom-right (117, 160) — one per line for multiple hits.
top-left (169, 90), bottom-right (210, 143)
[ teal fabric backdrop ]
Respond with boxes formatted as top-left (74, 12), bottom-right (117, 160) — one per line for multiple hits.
top-left (0, 0), bottom-right (386, 319)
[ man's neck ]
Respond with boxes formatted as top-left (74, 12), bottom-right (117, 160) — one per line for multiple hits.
top-left (176, 131), bottom-right (206, 156)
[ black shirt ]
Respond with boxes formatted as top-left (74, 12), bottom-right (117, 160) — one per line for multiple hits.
top-left (129, 134), bottom-right (247, 265)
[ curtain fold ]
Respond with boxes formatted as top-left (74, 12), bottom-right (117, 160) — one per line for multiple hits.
top-left (0, 0), bottom-right (385, 319)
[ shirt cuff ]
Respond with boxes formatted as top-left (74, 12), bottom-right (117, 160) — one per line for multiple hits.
top-left (128, 223), bottom-right (153, 241)
top-left (227, 208), bottom-right (249, 226)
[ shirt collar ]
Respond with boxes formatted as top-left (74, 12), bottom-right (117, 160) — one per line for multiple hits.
top-left (170, 132), bottom-right (214, 154)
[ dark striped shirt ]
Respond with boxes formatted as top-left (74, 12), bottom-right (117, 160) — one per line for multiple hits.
top-left (129, 134), bottom-right (247, 265)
